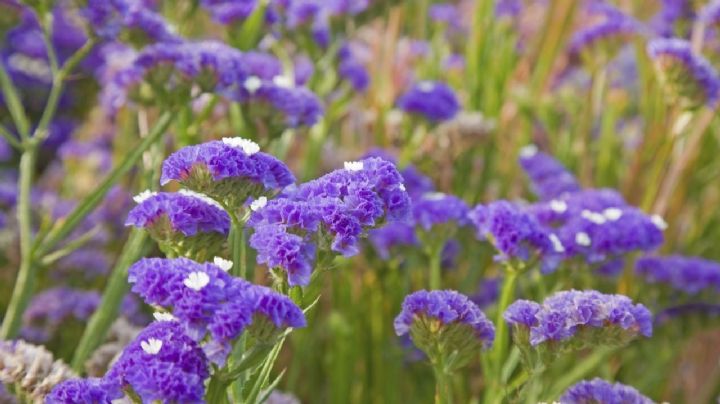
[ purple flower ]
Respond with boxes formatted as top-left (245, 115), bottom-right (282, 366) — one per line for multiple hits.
top-left (495, 0), bottom-right (522, 18)
top-left (397, 81), bottom-right (460, 122)
top-left (654, 0), bottom-right (695, 38)
top-left (636, 255), bottom-right (720, 295)
top-left (429, 3), bottom-right (463, 30)
top-left (413, 193), bottom-right (469, 231)
top-left (368, 222), bottom-right (419, 260)
top-left (200, 0), bottom-right (260, 25)
top-left (55, 248), bottom-right (111, 280)
top-left (46, 378), bottom-right (122, 404)
top-left (338, 44), bottom-right (370, 92)
top-left (518, 145), bottom-right (581, 201)
top-left (161, 138), bottom-right (295, 208)
top-left (505, 290), bottom-right (652, 348)
top-left (568, 12), bottom-right (640, 66)
top-left (239, 78), bottom-right (324, 129)
top-left (83, 0), bottom-right (180, 44)
top-left (250, 224), bottom-right (317, 286)
top-left (106, 321), bottom-right (210, 403)
top-left (647, 38), bottom-right (720, 108)
top-left (394, 290), bottom-right (495, 360)
top-left (469, 201), bottom-right (562, 271)
top-left (21, 288), bottom-right (100, 342)
top-left (560, 378), bottom-right (654, 404)
top-left (700, 0), bottom-right (720, 25)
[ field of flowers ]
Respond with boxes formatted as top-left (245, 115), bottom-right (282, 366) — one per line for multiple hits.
top-left (0, 0), bottom-right (719, 403)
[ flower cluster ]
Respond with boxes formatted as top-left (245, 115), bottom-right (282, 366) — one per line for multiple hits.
top-left (394, 290), bottom-right (495, 369)
top-left (469, 200), bottom-right (563, 271)
top-left (126, 191), bottom-right (230, 260)
top-left (249, 157), bottom-right (410, 286)
top-left (161, 138), bottom-right (295, 210)
top-left (505, 290), bottom-right (652, 350)
top-left (45, 378), bottom-right (121, 404)
top-left (396, 81), bottom-right (460, 123)
top-left (0, 340), bottom-right (77, 401)
top-left (82, 0), bottom-right (180, 45)
top-left (21, 288), bottom-right (100, 342)
top-left (518, 145), bottom-right (582, 201)
top-left (647, 38), bottom-right (720, 108)
top-left (559, 378), bottom-right (654, 404)
top-left (635, 255), bottom-right (720, 295)
top-left (128, 257), bottom-right (306, 362)
top-left (569, 5), bottom-right (641, 68)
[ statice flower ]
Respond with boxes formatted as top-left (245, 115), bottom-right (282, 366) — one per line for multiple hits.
top-left (105, 321), bottom-right (209, 402)
top-left (559, 378), bottom-right (654, 404)
top-left (413, 192), bottom-right (469, 231)
top-left (394, 290), bottom-right (495, 370)
top-left (161, 138), bottom-right (295, 210)
top-left (397, 81), bottom-right (460, 123)
top-left (200, 0), bottom-right (263, 25)
top-left (368, 222), bottom-right (419, 260)
top-left (568, 8), bottom-right (641, 68)
top-left (125, 191), bottom-right (230, 260)
top-left (21, 288), bottom-right (100, 343)
top-left (0, 340), bottom-right (77, 401)
top-left (429, 3), bottom-right (463, 31)
top-left (518, 145), bottom-right (581, 201)
top-left (469, 201), bottom-right (563, 272)
top-left (635, 255), bottom-right (720, 295)
top-left (654, 0), bottom-right (695, 38)
top-left (338, 43), bottom-right (370, 92)
top-left (495, 0), bottom-right (522, 18)
top-left (250, 157), bottom-right (410, 285)
top-left (83, 0), bottom-right (180, 45)
top-left (46, 378), bottom-right (122, 404)
top-left (647, 38), bottom-right (720, 108)
top-left (505, 290), bottom-right (652, 353)
top-left (55, 248), bottom-right (110, 280)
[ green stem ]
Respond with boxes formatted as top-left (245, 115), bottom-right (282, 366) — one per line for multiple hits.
top-left (0, 124), bottom-right (23, 150)
top-left (70, 229), bottom-right (149, 371)
top-left (486, 270), bottom-right (519, 403)
top-left (229, 213), bottom-right (246, 279)
top-left (35, 111), bottom-right (173, 258)
top-left (429, 243), bottom-right (444, 290)
top-left (205, 376), bottom-right (230, 404)
top-left (0, 146), bottom-right (37, 339)
top-left (0, 57), bottom-right (30, 138)
top-left (432, 363), bottom-right (453, 404)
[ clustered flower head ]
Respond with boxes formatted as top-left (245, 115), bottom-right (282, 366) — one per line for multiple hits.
top-left (647, 38), bottom-right (720, 109)
top-left (635, 255), bottom-right (720, 295)
top-left (249, 157), bottom-right (410, 286)
top-left (21, 287), bottom-right (100, 342)
top-left (45, 378), bottom-right (121, 404)
top-left (559, 378), bottom-right (654, 404)
top-left (128, 257), bottom-right (305, 363)
top-left (396, 81), bottom-right (460, 123)
top-left (104, 321), bottom-right (209, 402)
top-left (394, 290), bottom-right (495, 370)
top-left (125, 190), bottom-right (230, 260)
top-left (505, 290), bottom-right (652, 352)
top-left (568, 4), bottom-right (641, 68)
top-left (518, 145), bottom-right (582, 201)
top-left (161, 138), bottom-right (295, 210)
top-left (469, 200), bottom-right (564, 272)
top-left (0, 340), bottom-right (77, 401)
top-left (82, 0), bottom-right (180, 45)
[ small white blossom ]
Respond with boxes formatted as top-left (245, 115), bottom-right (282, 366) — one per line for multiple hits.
top-left (423, 192), bottom-right (447, 200)
top-left (140, 338), bottom-right (163, 355)
top-left (213, 257), bottom-right (233, 272)
top-left (519, 144), bottom-right (538, 158)
top-left (651, 214), bottom-right (668, 230)
top-left (133, 190), bottom-right (158, 204)
top-left (178, 189), bottom-right (224, 209)
top-left (399, 184), bottom-right (406, 191)
top-left (344, 161), bottom-right (364, 171)
top-left (272, 75), bottom-right (293, 88)
top-left (575, 232), bottom-right (592, 247)
top-left (418, 81), bottom-right (435, 92)
top-left (250, 196), bottom-right (267, 211)
top-left (243, 76), bottom-right (263, 94)
top-left (549, 233), bottom-right (565, 253)
top-left (153, 312), bottom-right (177, 322)
top-left (222, 137), bottom-right (260, 155)
top-left (184, 271), bottom-right (210, 291)
top-left (581, 210), bottom-right (607, 225)
top-left (549, 199), bottom-right (567, 213)
top-left (603, 207), bottom-right (623, 221)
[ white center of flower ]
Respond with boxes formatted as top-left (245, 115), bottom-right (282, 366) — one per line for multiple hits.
top-left (213, 257), bottom-right (233, 272)
top-left (272, 75), bottom-right (293, 88)
top-left (153, 312), bottom-right (177, 322)
top-left (519, 144), bottom-right (538, 158)
top-left (423, 192), bottom-right (447, 201)
top-left (651, 214), bottom-right (668, 230)
top-left (178, 189), bottom-right (224, 209)
top-left (133, 190), bottom-right (158, 204)
top-left (243, 76), bottom-right (263, 94)
top-left (603, 207), bottom-right (623, 221)
top-left (575, 232), bottom-right (592, 247)
top-left (549, 233), bottom-right (565, 253)
top-left (184, 271), bottom-right (210, 291)
top-left (344, 161), bottom-right (364, 171)
top-left (250, 196), bottom-right (268, 211)
top-left (418, 81), bottom-right (435, 92)
top-left (581, 210), bottom-right (606, 225)
top-left (549, 199), bottom-right (567, 213)
top-left (222, 137), bottom-right (260, 155)
top-left (141, 338), bottom-right (163, 355)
